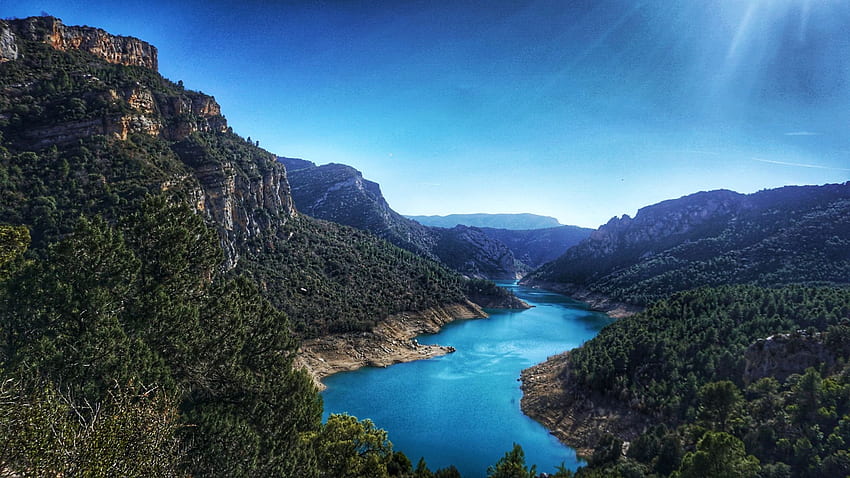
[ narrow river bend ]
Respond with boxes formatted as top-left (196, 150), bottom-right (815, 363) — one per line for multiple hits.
top-left (321, 281), bottom-right (613, 477)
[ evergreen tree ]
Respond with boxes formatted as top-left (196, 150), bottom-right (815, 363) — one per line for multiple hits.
top-left (677, 432), bottom-right (760, 478)
top-left (487, 443), bottom-right (537, 478)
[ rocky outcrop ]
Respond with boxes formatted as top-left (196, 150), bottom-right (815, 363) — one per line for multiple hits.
top-left (157, 92), bottom-right (228, 140)
top-left (296, 301), bottom-right (487, 390)
top-left (3, 16), bottom-right (157, 70)
top-left (280, 158), bottom-right (530, 280)
top-left (16, 89), bottom-right (226, 148)
top-left (176, 144), bottom-right (296, 269)
top-left (281, 159), bottom-right (439, 260)
top-left (520, 351), bottom-right (652, 457)
top-left (743, 331), bottom-right (837, 384)
top-left (1, 17), bottom-right (224, 149)
top-left (0, 23), bottom-right (19, 62)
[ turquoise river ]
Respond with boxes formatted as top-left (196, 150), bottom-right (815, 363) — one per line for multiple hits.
top-left (321, 281), bottom-right (614, 477)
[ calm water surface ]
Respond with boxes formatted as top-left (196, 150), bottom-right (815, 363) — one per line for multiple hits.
top-left (321, 281), bottom-right (613, 477)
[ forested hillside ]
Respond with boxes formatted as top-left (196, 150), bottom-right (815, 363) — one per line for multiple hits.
top-left (522, 285), bottom-right (850, 477)
top-left (523, 185), bottom-right (850, 305)
top-left (0, 16), bottom-right (516, 475)
top-left (0, 16), bottom-right (514, 337)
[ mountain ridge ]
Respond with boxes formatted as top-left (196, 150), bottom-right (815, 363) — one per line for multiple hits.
top-left (523, 183), bottom-right (850, 307)
top-left (407, 212), bottom-right (563, 230)
top-left (280, 157), bottom-right (525, 279)
top-left (280, 157), bottom-right (591, 277)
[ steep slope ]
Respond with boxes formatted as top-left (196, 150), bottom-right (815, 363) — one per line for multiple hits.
top-left (280, 157), bottom-right (438, 260)
top-left (479, 225), bottom-right (592, 269)
top-left (523, 184), bottom-right (850, 307)
top-left (407, 213), bottom-right (562, 230)
top-left (521, 285), bottom-right (850, 476)
top-left (280, 157), bottom-right (527, 279)
top-left (0, 15), bottom-right (502, 339)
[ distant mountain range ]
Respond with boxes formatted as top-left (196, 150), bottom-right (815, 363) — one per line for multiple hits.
top-left (407, 213), bottom-right (562, 230)
top-left (280, 158), bottom-right (591, 277)
top-left (522, 183), bottom-right (850, 306)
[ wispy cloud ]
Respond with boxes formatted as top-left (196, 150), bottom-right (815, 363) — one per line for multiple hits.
top-left (784, 131), bottom-right (821, 136)
top-left (752, 157), bottom-right (850, 172)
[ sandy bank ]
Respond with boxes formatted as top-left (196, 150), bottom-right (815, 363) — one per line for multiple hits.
top-left (296, 300), bottom-right (487, 390)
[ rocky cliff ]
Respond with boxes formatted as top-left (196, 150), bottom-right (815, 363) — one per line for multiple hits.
top-left (743, 331), bottom-right (838, 384)
top-left (281, 159), bottom-right (438, 260)
top-left (280, 157), bottom-right (528, 279)
top-left (1, 16), bottom-right (157, 70)
top-left (2, 17), bottom-right (223, 150)
top-left (523, 184), bottom-right (850, 306)
top-left (0, 18), bottom-right (264, 268)
top-left (0, 17), bottom-right (520, 344)
top-left (174, 136), bottom-right (296, 268)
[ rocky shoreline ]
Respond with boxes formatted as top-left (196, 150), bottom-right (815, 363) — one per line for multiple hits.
top-left (296, 301), bottom-right (488, 390)
top-left (516, 284), bottom-right (645, 457)
top-left (520, 280), bottom-right (642, 318)
top-left (519, 351), bottom-right (652, 458)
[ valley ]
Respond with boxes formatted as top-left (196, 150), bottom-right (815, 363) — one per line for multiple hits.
top-left (1, 12), bottom-right (849, 478)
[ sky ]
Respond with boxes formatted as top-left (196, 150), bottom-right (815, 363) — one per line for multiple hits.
top-left (5, 0), bottom-right (850, 228)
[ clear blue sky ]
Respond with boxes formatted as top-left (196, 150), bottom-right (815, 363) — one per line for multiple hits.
top-left (6, 0), bottom-right (850, 227)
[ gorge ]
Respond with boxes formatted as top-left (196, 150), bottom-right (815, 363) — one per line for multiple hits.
top-left (2, 11), bottom-right (850, 478)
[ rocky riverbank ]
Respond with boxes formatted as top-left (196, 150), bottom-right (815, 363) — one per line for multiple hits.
top-left (519, 351), bottom-right (652, 457)
top-left (520, 280), bottom-right (642, 318)
top-left (297, 301), bottom-right (487, 390)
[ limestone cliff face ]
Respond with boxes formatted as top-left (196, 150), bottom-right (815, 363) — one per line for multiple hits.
top-left (157, 92), bottom-right (228, 140)
top-left (2, 17), bottom-right (224, 149)
top-left (177, 144), bottom-right (296, 269)
top-left (0, 23), bottom-right (19, 62)
top-left (2, 16), bottom-right (157, 70)
top-left (0, 16), bottom-right (287, 269)
top-left (743, 332), bottom-right (837, 384)
top-left (17, 84), bottom-right (228, 148)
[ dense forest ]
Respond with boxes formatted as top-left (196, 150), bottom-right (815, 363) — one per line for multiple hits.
top-left (0, 209), bottom-right (505, 477)
top-left (0, 16), bottom-right (526, 476)
top-left (547, 285), bottom-right (850, 477)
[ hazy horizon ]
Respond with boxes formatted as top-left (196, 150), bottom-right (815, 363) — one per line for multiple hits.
top-left (7, 0), bottom-right (850, 228)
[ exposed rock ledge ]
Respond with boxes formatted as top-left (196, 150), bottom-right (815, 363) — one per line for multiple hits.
top-left (520, 351), bottom-right (652, 458)
top-left (521, 281), bottom-right (642, 319)
top-left (297, 301), bottom-right (487, 390)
